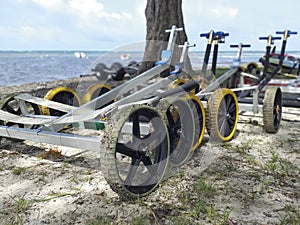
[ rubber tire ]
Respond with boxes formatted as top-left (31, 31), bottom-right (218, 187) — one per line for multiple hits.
top-left (185, 95), bottom-right (205, 151)
top-left (83, 83), bottom-right (113, 107)
top-left (263, 87), bottom-right (282, 133)
top-left (168, 79), bottom-right (186, 89)
top-left (128, 60), bottom-right (137, 67)
top-left (168, 79), bottom-right (197, 95)
top-left (227, 67), bottom-right (253, 97)
top-left (206, 88), bottom-right (239, 142)
top-left (42, 86), bottom-right (81, 116)
top-left (227, 66), bottom-right (243, 85)
top-left (111, 62), bottom-right (126, 81)
top-left (246, 62), bottom-right (258, 74)
top-left (0, 94), bottom-right (40, 129)
top-left (100, 105), bottom-right (170, 199)
top-left (94, 63), bottom-right (109, 80)
top-left (227, 71), bottom-right (241, 89)
top-left (157, 97), bottom-right (195, 167)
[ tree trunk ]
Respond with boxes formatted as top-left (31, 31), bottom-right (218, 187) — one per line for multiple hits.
top-left (138, 0), bottom-right (192, 75)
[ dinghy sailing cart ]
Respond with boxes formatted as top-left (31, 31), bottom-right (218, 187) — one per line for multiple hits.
top-left (0, 26), bottom-right (207, 199)
top-left (0, 26), bottom-right (295, 199)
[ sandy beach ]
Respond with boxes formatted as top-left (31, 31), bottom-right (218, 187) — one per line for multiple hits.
top-left (0, 77), bottom-right (299, 224)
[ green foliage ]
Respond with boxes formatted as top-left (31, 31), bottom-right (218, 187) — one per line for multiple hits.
top-left (280, 214), bottom-right (299, 225)
top-left (194, 178), bottom-right (216, 198)
top-left (130, 215), bottom-right (149, 225)
top-left (207, 206), bottom-right (232, 225)
top-left (233, 140), bottom-right (254, 154)
top-left (15, 197), bottom-right (28, 213)
top-left (175, 178), bottom-right (231, 224)
top-left (170, 216), bottom-right (189, 225)
top-left (12, 167), bottom-right (26, 175)
top-left (8, 195), bottom-right (28, 225)
top-left (263, 149), bottom-right (298, 179)
top-left (86, 215), bottom-right (112, 225)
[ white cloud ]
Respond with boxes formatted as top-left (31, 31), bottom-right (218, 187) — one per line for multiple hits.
top-left (211, 7), bottom-right (238, 18)
top-left (68, 0), bottom-right (104, 18)
top-left (32, 0), bottom-right (64, 10)
top-left (67, 0), bottom-right (132, 20)
top-left (10, 0), bottom-right (300, 51)
top-left (21, 26), bottom-right (35, 33)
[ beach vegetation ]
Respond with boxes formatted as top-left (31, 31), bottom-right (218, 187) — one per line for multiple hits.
top-left (86, 215), bottom-right (112, 225)
top-left (12, 167), bottom-right (26, 175)
top-left (8, 194), bottom-right (28, 225)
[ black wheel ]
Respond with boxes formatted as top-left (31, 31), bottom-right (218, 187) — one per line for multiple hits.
top-left (263, 87), bottom-right (282, 133)
top-left (227, 69), bottom-right (245, 97)
top-left (206, 88), bottom-right (238, 142)
top-left (246, 62), bottom-right (258, 75)
top-left (168, 79), bottom-right (185, 89)
top-left (100, 105), bottom-right (169, 199)
top-left (42, 86), bottom-right (81, 116)
top-left (128, 60), bottom-right (137, 67)
top-left (157, 98), bottom-right (195, 166)
top-left (0, 94), bottom-right (40, 129)
top-left (186, 95), bottom-right (205, 150)
top-left (83, 83), bottom-right (113, 108)
top-left (94, 63), bottom-right (109, 80)
top-left (125, 60), bottom-right (139, 75)
top-left (168, 79), bottom-right (197, 95)
top-left (111, 62), bottom-right (126, 81)
top-left (227, 71), bottom-right (241, 89)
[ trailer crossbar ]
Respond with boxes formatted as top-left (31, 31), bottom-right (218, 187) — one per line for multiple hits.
top-left (15, 93), bottom-right (75, 112)
top-left (0, 126), bottom-right (102, 152)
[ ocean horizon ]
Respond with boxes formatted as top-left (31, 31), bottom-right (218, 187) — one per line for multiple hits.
top-left (1, 50), bottom-right (299, 87)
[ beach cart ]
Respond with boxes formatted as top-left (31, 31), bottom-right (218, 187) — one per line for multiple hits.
top-left (190, 30), bottom-right (297, 142)
top-left (0, 25), bottom-right (207, 199)
top-left (229, 30), bottom-right (299, 113)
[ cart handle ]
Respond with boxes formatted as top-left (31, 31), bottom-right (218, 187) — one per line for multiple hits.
top-left (259, 36), bottom-right (281, 41)
top-left (165, 26), bottom-right (183, 33)
top-left (165, 25), bottom-right (183, 51)
top-left (230, 44), bottom-right (251, 48)
top-left (200, 31), bottom-right (229, 39)
top-left (214, 31), bottom-right (229, 38)
top-left (200, 32), bottom-right (211, 38)
top-left (276, 30), bottom-right (297, 41)
top-left (178, 43), bottom-right (196, 48)
top-left (276, 30), bottom-right (297, 35)
top-left (259, 36), bottom-right (281, 45)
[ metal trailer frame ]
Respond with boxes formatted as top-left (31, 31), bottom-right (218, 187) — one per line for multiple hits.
top-left (0, 25), bottom-right (297, 198)
top-left (0, 25), bottom-right (185, 141)
top-left (233, 31), bottom-right (300, 109)
top-left (190, 29), bottom-right (298, 137)
top-left (0, 25), bottom-right (203, 198)
top-left (244, 35), bottom-right (299, 111)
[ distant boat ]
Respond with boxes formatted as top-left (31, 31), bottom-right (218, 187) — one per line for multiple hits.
top-left (120, 53), bottom-right (131, 60)
top-left (74, 52), bottom-right (86, 58)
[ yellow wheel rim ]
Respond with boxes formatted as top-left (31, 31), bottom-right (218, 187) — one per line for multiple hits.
top-left (207, 88), bottom-right (238, 142)
top-left (168, 79), bottom-right (196, 95)
top-left (41, 86), bottom-right (81, 116)
top-left (168, 79), bottom-right (186, 89)
top-left (83, 83), bottom-right (113, 103)
top-left (185, 94), bottom-right (205, 150)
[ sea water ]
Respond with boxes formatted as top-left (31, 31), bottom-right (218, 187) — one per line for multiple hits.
top-left (0, 50), bottom-right (298, 86)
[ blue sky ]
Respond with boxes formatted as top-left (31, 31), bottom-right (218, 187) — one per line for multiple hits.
top-left (0, 0), bottom-right (299, 51)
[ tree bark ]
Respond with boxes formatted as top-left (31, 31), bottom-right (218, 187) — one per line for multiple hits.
top-left (138, 0), bottom-right (192, 75)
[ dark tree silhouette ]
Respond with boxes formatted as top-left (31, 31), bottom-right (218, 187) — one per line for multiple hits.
top-left (138, 0), bottom-right (192, 74)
